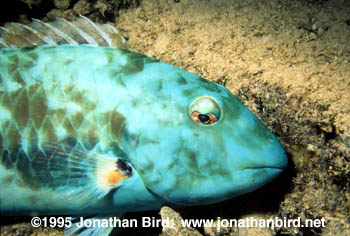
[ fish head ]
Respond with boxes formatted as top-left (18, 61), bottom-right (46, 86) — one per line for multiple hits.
top-left (120, 61), bottom-right (288, 206)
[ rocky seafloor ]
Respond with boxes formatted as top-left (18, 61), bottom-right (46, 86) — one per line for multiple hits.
top-left (0, 0), bottom-right (349, 235)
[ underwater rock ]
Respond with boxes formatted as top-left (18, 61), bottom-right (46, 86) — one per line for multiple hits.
top-left (54, 0), bottom-right (70, 10)
top-left (160, 206), bottom-right (203, 236)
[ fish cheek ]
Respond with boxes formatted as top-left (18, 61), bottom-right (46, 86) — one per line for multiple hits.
top-left (181, 124), bottom-right (232, 178)
top-left (180, 148), bottom-right (201, 176)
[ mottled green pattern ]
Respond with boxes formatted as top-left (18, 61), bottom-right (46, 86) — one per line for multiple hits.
top-left (0, 46), bottom-right (132, 155)
top-left (0, 44), bottom-right (287, 215)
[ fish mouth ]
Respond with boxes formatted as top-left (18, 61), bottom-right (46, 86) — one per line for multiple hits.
top-left (240, 166), bottom-right (286, 184)
top-left (253, 167), bottom-right (285, 177)
top-left (246, 165), bottom-right (286, 170)
top-left (242, 164), bottom-right (287, 175)
top-left (243, 157), bottom-right (288, 171)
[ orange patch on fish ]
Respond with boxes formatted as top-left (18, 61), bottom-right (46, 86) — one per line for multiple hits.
top-left (106, 170), bottom-right (127, 186)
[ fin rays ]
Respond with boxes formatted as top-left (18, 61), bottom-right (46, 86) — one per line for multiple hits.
top-left (32, 18), bottom-right (78, 45)
top-left (0, 16), bottom-right (132, 50)
top-left (64, 215), bottom-right (117, 236)
top-left (56, 18), bottom-right (99, 46)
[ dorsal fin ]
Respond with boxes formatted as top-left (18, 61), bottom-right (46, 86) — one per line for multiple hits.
top-left (0, 15), bottom-right (132, 50)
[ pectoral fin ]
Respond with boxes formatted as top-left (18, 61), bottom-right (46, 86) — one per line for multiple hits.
top-left (65, 215), bottom-right (120, 236)
top-left (9, 142), bottom-right (133, 207)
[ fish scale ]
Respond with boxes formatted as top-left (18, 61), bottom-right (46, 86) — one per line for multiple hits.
top-left (1, 45), bottom-right (135, 154)
top-left (0, 16), bottom-right (287, 236)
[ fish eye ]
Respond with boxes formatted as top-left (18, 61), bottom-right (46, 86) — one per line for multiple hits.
top-left (189, 96), bottom-right (221, 125)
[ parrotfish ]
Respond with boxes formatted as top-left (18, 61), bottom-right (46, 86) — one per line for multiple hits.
top-left (0, 16), bottom-right (287, 236)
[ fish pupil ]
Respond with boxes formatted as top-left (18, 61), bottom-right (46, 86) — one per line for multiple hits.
top-left (198, 114), bottom-right (210, 123)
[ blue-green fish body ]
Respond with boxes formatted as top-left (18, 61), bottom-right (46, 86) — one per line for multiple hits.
top-left (0, 16), bottom-right (287, 235)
